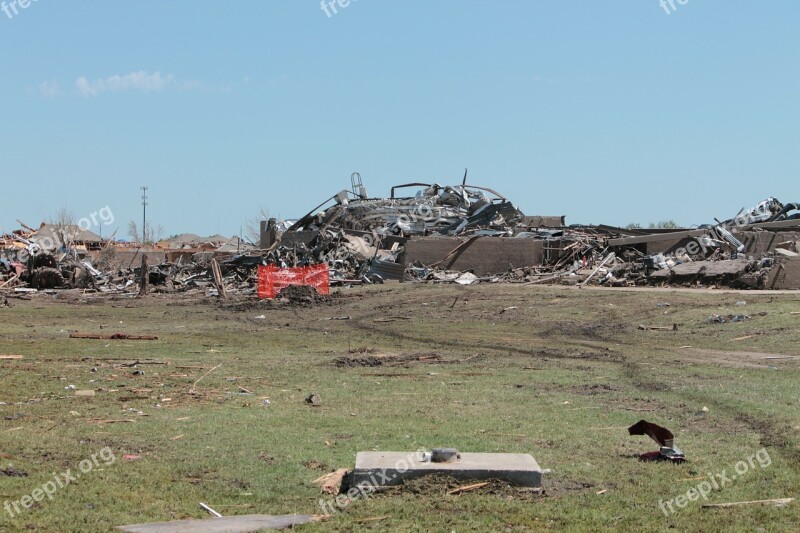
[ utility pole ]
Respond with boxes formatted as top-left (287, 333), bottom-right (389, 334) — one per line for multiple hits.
top-left (140, 186), bottom-right (148, 244)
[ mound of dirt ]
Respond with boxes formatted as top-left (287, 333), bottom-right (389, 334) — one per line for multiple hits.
top-left (217, 285), bottom-right (332, 312)
top-left (277, 285), bottom-right (331, 306)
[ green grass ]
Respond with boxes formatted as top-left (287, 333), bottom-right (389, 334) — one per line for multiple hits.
top-left (0, 285), bottom-right (799, 532)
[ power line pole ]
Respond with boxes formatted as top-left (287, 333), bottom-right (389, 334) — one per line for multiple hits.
top-left (141, 186), bottom-right (148, 244)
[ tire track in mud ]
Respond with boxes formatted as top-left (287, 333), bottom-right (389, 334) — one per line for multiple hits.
top-left (350, 316), bottom-right (800, 470)
top-left (349, 316), bottom-right (625, 364)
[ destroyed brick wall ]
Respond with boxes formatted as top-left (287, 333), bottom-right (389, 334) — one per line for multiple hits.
top-left (260, 219), bottom-right (278, 249)
top-left (767, 257), bottom-right (800, 289)
top-left (733, 231), bottom-right (800, 256)
top-left (404, 237), bottom-right (545, 276)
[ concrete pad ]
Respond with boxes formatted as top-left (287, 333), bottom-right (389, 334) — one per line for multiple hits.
top-left (352, 452), bottom-right (542, 488)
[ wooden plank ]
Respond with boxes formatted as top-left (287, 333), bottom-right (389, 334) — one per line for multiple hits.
top-left (447, 481), bottom-right (490, 494)
top-left (0, 275), bottom-right (19, 289)
top-left (138, 254), bottom-right (148, 297)
top-left (211, 259), bottom-right (227, 299)
top-left (313, 468), bottom-right (350, 494)
top-left (702, 498), bottom-right (793, 509)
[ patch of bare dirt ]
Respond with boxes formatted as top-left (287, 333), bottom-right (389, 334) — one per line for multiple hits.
top-left (334, 353), bottom-right (442, 368)
top-left (539, 320), bottom-right (629, 341)
top-left (571, 383), bottom-right (619, 395)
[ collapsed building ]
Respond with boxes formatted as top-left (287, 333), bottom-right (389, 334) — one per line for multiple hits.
top-left (0, 223), bottom-right (256, 296)
top-left (2, 177), bottom-right (799, 297)
top-left (261, 177), bottom-right (800, 290)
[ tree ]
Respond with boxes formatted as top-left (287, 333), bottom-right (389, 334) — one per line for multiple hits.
top-left (626, 220), bottom-right (681, 230)
top-left (48, 207), bottom-right (76, 229)
top-left (128, 220), bottom-right (165, 244)
top-left (648, 220), bottom-right (680, 229)
top-left (243, 206), bottom-right (272, 246)
top-left (47, 208), bottom-right (78, 246)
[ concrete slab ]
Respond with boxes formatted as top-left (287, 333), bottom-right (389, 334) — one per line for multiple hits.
top-left (649, 258), bottom-right (751, 279)
top-left (352, 452), bottom-right (542, 488)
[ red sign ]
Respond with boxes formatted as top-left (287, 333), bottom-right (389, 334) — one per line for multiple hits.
top-left (257, 264), bottom-right (330, 299)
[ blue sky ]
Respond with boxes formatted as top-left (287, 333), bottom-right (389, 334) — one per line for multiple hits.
top-left (1, 0), bottom-right (798, 239)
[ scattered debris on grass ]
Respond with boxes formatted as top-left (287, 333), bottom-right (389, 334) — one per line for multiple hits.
top-left (628, 420), bottom-right (686, 463)
top-left (334, 353), bottom-right (442, 368)
top-left (313, 468), bottom-right (350, 494)
top-left (69, 332), bottom-right (159, 340)
top-left (305, 393), bottom-right (323, 407)
top-left (638, 324), bottom-right (678, 331)
top-left (1, 465), bottom-right (28, 477)
top-left (706, 315), bottom-right (750, 324)
top-left (198, 502), bottom-right (222, 517)
top-left (188, 363), bottom-right (222, 394)
top-left (374, 474), bottom-right (544, 499)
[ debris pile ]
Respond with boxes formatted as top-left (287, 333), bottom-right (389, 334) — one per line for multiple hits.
top-left (270, 176), bottom-right (800, 290)
top-left (1, 223), bottom-right (264, 298)
top-left (4, 181), bottom-right (800, 297)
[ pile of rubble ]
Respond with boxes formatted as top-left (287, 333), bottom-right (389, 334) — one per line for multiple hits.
top-left (3, 180), bottom-right (800, 297)
top-left (266, 182), bottom-right (800, 290)
top-left (0, 223), bottom-right (264, 298)
top-left (259, 173), bottom-right (525, 283)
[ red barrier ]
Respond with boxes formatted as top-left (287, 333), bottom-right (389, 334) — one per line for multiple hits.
top-left (257, 264), bottom-right (330, 299)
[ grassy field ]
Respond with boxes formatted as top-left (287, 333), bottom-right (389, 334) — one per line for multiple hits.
top-left (1, 284), bottom-right (799, 532)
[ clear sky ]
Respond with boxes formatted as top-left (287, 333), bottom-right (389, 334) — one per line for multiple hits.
top-left (1, 0), bottom-right (798, 240)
